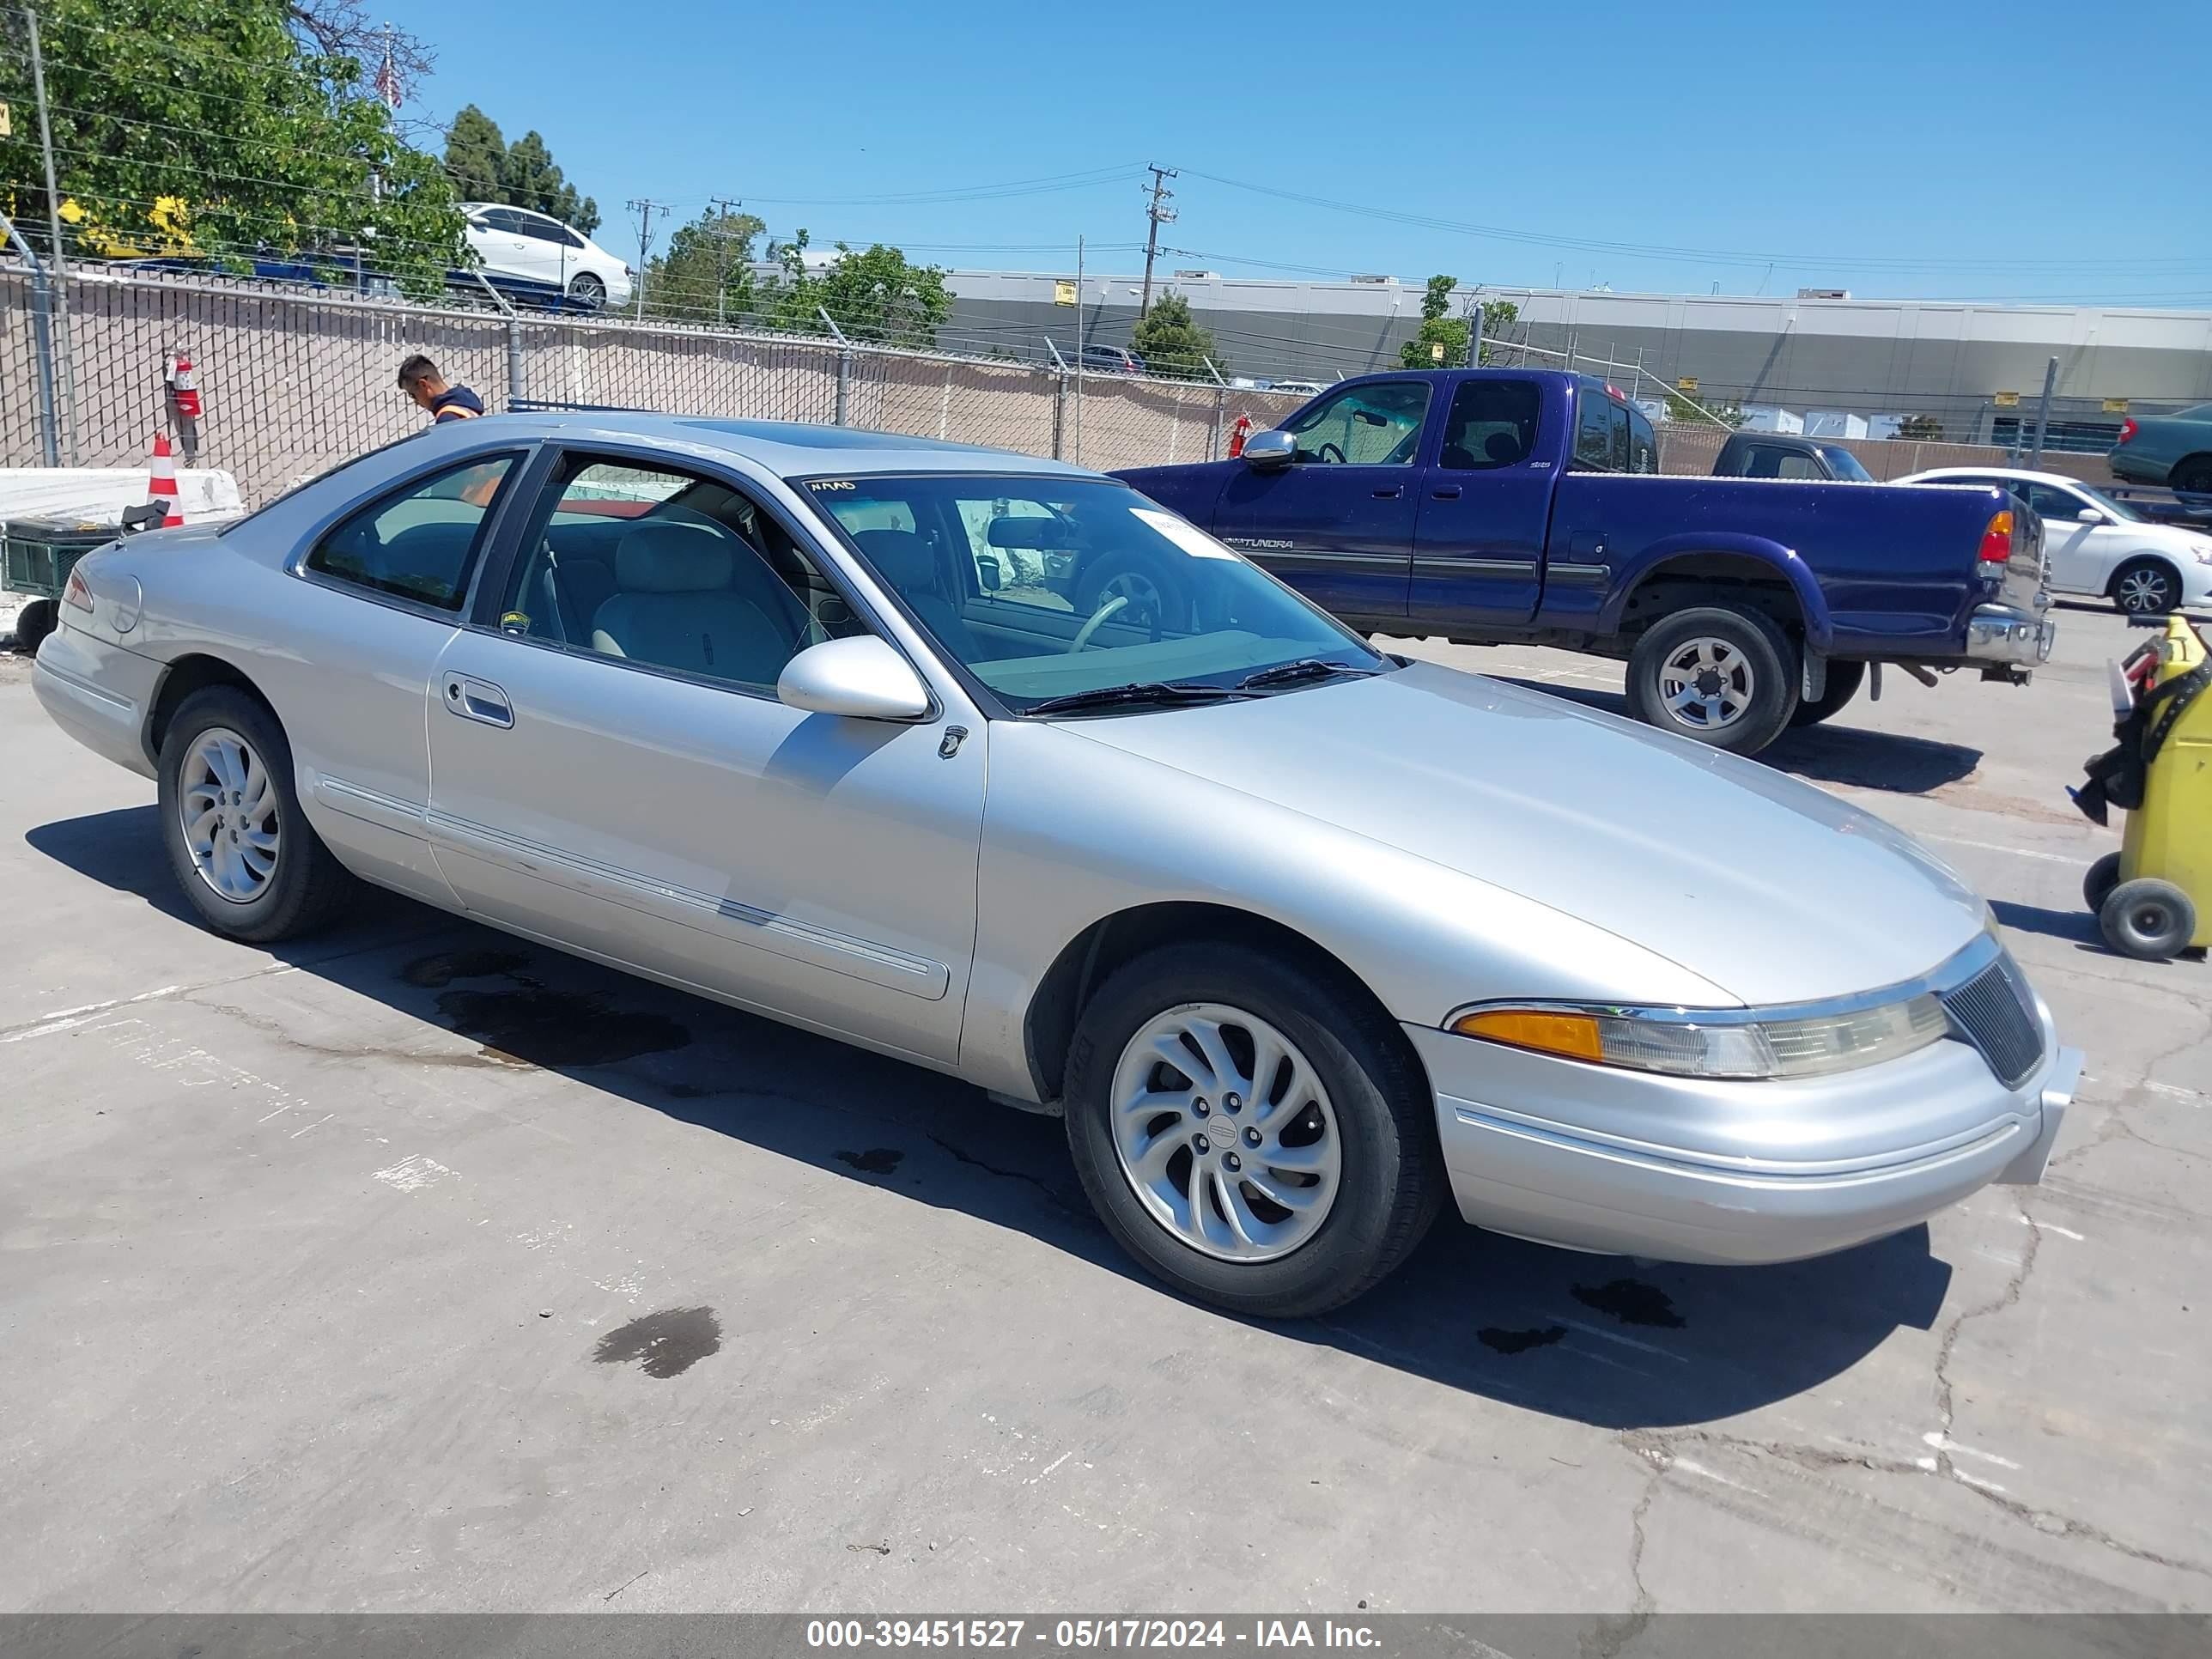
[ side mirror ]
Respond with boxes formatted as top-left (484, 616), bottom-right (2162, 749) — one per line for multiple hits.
top-left (977, 561), bottom-right (1004, 591)
top-left (1241, 429), bottom-right (1296, 468)
top-left (776, 635), bottom-right (932, 721)
top-left (2077, 507), bottom-right (2105, 525)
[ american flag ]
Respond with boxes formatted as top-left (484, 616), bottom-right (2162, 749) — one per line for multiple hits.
top-left (372, 25), bottom-right (403, 110)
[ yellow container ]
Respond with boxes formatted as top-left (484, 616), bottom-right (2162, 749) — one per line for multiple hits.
top-left (2114, 617), bottom-right (2211, 952)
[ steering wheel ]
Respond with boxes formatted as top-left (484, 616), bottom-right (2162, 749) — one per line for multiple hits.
top-left (1316, 441), bottom-right (1346, 465)
top-left (1067, 593), bottom-right (1128, 653)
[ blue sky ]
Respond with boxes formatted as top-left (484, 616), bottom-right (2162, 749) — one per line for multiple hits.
top-left (377, 0), bottom-right (2211, 305)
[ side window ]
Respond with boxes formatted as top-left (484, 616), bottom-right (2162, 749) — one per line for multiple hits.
top-left (1573, 389), bottom-right (1615, 471)
top-left (559, 225), bottom-right (587, 249)
top-left (1774, 451), bottom-right (1824, 480)
top-left (1627, 407), bottom-right (1659, 474)
top-left (1437, 379), bottom-right (1540, 471)
top-left (478, 208), bottom-right (525, 234)
top-left (1607, 403), bottom-right (1632, 472)
top-left (306, 453), bottom-right (518, 611)
top-left (497, 455), bottom-right (859, 692)
top-left (1285, 380), bottom-right (1430, 465)
top-left (2026, 483), bottom-right (2085, 520)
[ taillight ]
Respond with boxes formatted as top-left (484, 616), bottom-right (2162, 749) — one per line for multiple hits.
top-left (2117, 418), bottom-right (2138, 445)
top-left (63, 568), bottom-right (94, 613)
top-left (1978, 509), bottom-right (2014, 564)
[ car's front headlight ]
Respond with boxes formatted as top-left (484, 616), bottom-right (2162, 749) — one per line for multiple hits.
top-left (1449, 993), bottom-right (1951, 1081)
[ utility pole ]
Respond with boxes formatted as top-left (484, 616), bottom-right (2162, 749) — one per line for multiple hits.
top-left (708, 196), bottom-right (742, 327)
top-left (626, 198), bottom-right (668, 320)
top-left (1074, 236), bottom-right (1085, 465)
top-left (1138, 164), bottom-right (1177, 316)
top-left (2028, 355), bottom-right (2060, 471)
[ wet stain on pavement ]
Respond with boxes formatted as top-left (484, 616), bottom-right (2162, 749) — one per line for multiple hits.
top-left (1571, 1278), bottom-right (1686, 1329)
top-left (592, 1306), bottom-right (722, 1379)
top-left (436, 987), bottom-right (693, 1068)
top-left (836, 1147), bottom-right (905, 1175)
top-left (1478, 1324), bottom-right (1567, 1355)
top-left (402, 948), bottom-right (531, 988)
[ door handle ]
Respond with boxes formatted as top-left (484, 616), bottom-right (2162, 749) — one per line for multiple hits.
top-left (1431, 485), bottom-right (1462, 500)
top-left (443, 675), bottom-right (514, 728)
top-left (1371, 486), bottom-right (1402, 499)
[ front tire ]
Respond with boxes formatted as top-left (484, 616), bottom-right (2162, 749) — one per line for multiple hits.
top-left (2110, 558), bottom-right (2180, 617)
top-left (157, 687), bottom-right (356, 942)
top-left (1626, 605), bottom-right (1800, 754)
top-left (1063, 943), bottom-right (1441, 1318)
top-left (1787, 659), bottom-right (1866, 729)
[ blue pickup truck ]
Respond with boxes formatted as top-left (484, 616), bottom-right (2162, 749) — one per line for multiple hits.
top-left (1115, 369), bottom-right (2054, 752)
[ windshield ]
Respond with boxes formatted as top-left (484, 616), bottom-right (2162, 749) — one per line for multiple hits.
top-left (2075, 484), bottom-right (2145, 523)
top-left (1817, 445), bottom-right (1875, 483)
top-left (803, 474), bottom-right (1383, 714)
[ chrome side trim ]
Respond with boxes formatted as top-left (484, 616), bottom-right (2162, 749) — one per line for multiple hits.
top-left (313, 775), bottom-right (431, 836)
top-left (1546, 562), bottom-right (1610, 586)
top-left (1412, 557), bottom-right (1536, 577)
top-left (427, 808), bottom-right (950, 1000)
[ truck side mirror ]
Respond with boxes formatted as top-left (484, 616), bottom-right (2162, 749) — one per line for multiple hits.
top-left (1242, 429), bottom-right (1295, 469)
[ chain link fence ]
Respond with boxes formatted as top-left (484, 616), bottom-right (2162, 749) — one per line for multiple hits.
top-left (2, 264), bottom-right (1315, 503)
top-left (7, 261), bottom-right (2118, 503)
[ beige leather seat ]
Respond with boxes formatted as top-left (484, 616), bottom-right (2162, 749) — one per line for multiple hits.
top-left (590, 522), bottom-right (800, 685)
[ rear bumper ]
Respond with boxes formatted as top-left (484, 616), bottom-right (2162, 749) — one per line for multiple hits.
top-left (1966, 602), bottom-right (2056, 667)
top-left (31, 623), bottom-right (161, 781)
top-left (1408, 1020), bottom-right (2081, 1266)
top-left (2106, 452), bottom-right (2164, 485)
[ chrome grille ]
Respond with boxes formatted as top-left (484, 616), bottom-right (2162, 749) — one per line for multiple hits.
top-left (1942, 950), bottom-right (2044, 1088)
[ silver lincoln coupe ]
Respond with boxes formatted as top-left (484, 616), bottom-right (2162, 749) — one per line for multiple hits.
top-left (33, 415), bottom-right (2083, 1316)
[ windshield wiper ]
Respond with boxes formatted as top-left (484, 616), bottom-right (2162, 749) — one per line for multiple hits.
top-left (1234, 658), bottom-right (1385, 691)
top-left (1024, 681), bottom-right (1251, 716)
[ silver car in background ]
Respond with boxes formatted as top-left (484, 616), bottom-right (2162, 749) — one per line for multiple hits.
top-left (33, 415), bottom-right (2082, 1316)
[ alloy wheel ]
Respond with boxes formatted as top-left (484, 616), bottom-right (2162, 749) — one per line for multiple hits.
top-left (179, 726), bottom-right (281, 903)
top-left (2117, 568), bottom-right (2175, 614)
top-left (1109, 1002), bottom-right (1342, 1262)
top-left (1658, 636), bottom-right (1755, 731)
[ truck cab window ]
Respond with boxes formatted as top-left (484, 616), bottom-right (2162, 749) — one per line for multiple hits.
top-left (1438, 379), bottom-right (1540, 470)
top-left (1285, 381), bottom-right (1431, 465)
top-left (1573, 388), bottom-right (1617, 471)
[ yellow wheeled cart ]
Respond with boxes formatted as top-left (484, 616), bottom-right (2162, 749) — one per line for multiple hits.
top-left (2078, 616), bottom-right (2210, 961)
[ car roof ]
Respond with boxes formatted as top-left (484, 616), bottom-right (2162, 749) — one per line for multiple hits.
top-left (441, 410), bottom-right (1103, 479)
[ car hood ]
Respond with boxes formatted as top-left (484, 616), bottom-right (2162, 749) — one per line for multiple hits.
top-left (1060, 661), bottom-right (1988, 1006)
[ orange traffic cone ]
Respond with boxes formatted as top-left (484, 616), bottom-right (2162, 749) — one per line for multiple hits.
top-left (147, 432), bottom-right (185, 527)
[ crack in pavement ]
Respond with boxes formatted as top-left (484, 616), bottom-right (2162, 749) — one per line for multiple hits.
top-left (926, 1133), bottom-right (1091, 1223)
top-left (1581, 1438), bottom-right (1665, 1659)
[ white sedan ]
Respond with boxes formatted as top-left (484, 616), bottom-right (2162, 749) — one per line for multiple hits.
top-left (459, 203), bottom-right (634, 312)
top-left (1901, 466), bottom-right (2212, 615)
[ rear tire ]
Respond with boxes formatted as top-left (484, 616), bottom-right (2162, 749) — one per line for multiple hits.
top-left (2171, 457), bottom-right (2212, 496)
top-left (157, 687), bottom-right (356, 943)
top-left (2082, 851), bottom-right (2124, 914)
top-left (1788, 659), bottom-right (1866, 729)
top-left (2110, 558), bottom-right (2180, 617)
top-left (9, 598), bottom-right (56, 654)
top-left (1063, 942), bottom-right (1441, 1318)
top-left (2099, 878), bottom-right (2196, 962)
top-left (567, 271), bottom-right (607, 311)
top-left (1626, 605), bottom-right (1800, 754)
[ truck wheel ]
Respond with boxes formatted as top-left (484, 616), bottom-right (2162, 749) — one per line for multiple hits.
top-left (1062, 942), bottom-right (1441, 1318)
top-left (1626, 606), bottom-right (1799, 754)
top-left (9, 599), bottom-right (56, 654)
top-left (2110, 558), bottom-right (2179, 616)
top-left (157, 687), bottom-right (357, 943)
top-left (2082, 852), bottom-right (2124, 913)
top-left (1788, 659), bottom-right (1866, 729)
top-left (2099, 878), bottom-right (2196, 962)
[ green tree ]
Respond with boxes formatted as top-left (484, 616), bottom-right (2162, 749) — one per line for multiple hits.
top-left (1897, 413), bottom-right (1945, 441)
top-left (1666, 388), bottom-right (1743, 427)
top-left (440, 106), bottom-right (597, 234)
top-left (1401, 275), bottom-right (1470, 368)
top-left (1128, 292), bottom-right (1218, 380)
top-left (1474, 298), bottom-right (1518, 364)
top-left (3, 0), bottom-right (466, 297)
top-left (643, 206), bottom-right (768, 325)
top-left (442, 104), bottom-right (507, 200)
top-left (757, 231), bottom-right (951, 349)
